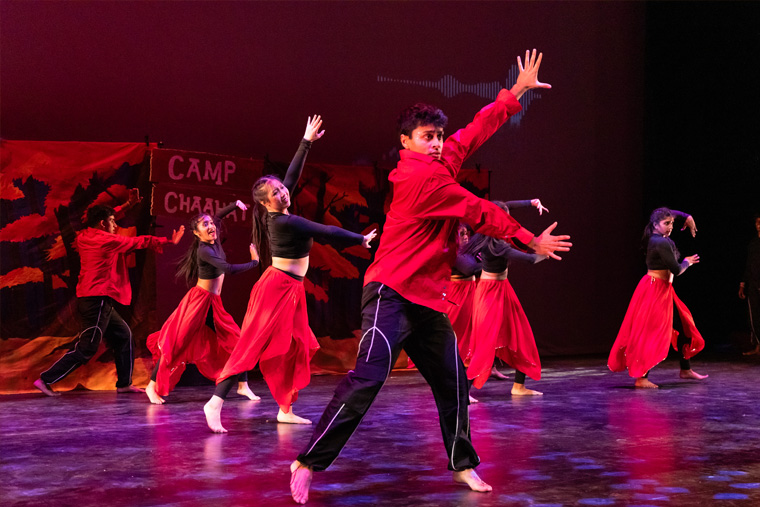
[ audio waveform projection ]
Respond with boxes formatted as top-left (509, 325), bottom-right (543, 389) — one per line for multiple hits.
top-left (377, 64), bottom-right (542, 126)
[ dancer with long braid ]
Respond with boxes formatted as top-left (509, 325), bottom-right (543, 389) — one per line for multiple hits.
top-left (145, 201), bottom-right (260, 404)
top-left (608, 207), bottom-right (707, 388)
top-left (465, 199), bottom-right (549, 396)
top-left (204, 115), bottom-right (376, 432)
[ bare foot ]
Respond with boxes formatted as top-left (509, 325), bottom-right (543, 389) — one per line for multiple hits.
top-left (237, 382), bottom-right (261, 401)
top-left (116, 385), bottom-right (145, 393)
top-left (469, 395), bottom-right (479, 403)
top-left (290, 460), bottom-right (313, 504)
top-left (742, 344), bottom-right (760, 356)
top-left (680, 369), bottom-right (709, 380)
top-left (34, 379), bottom-right (60, 397)
top-left (634, 377), bottom-right (659, 389)
top-left (278, 408), bottom-right (312, 425)
top-left (511, 383), bottom-right (543, 396)
top-left (204, 395), bottom-right (227, 433)
top-left (490, 366), bottom-right (509, 380)
top-left (145, 380), bottom-right (165, 405)
top-left (453, 468), bottom-right (492, 492)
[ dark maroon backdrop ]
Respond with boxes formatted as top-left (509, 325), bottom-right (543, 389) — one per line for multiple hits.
top-left (2, 1), bottom-right (758, 356)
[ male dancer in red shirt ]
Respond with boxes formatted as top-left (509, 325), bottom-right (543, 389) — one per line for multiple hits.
top-left (34, 198), bottom-right (184, 396)
top-left (291, 50), bottom-right (571, 503)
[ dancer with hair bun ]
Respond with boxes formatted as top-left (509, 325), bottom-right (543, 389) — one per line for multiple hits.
top-left (145, 200), bottom-right (260, 405)
top-left (608, 207), bottom-right (707, 388)
top-left (465, 199), bottom-right (549, 396)
top-left (204, 115), bottom-right (376, 432)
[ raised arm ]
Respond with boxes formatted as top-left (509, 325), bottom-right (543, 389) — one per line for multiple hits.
top-left (215, 200), bottom-right (247, 221)
top-left (282, 115), bottom-right (325, 192)
top-left (509, 49), bottom-right (552, 101)
top-left (671, 209), bottom-right (697, 237)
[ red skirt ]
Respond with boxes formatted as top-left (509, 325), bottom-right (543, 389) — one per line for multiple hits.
top-left (608, 275), bottom-right (705, 378)
top-left (447, 279), bottom-right (477, 365)
top-left (218, 267), bottom-right (319, 411)
top-left (147, 286), bottom-right (241, 396)
top-left (467, 278), bottom-right (541, 389)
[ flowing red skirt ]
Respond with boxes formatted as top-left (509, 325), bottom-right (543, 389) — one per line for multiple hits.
top-left (467, 278), bottom-right (541, 389)
top-left (147, 286), bottom-right (241, 396)
top-left (217, 267), bottom-right (319, 411)
top-left (608, 275), bottom-right (705, 378)
top-left (447, 279), bottom-right (477, 365)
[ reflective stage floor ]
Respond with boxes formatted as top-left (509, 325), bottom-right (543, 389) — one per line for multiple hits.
top-left (3, 356), bottom-right (760, 506)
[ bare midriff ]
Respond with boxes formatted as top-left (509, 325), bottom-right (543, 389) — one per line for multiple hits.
top-left (197, 274), bottom-right (225, 295)
top-left (647, 269), bottom-right (674, 283)
top-left (480, 269), bottom-right (508, 281)
top-left (450, 275), bottom-right (476, 282)
top-left (272, 256), bottom-right (310, 278)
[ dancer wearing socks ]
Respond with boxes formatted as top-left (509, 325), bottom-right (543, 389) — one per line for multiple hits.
top-left (145, 200), bottom-right (260, 404)
top-left (291, 50), bottom-right (572, 504)
top-left (465, 199), bottom-right (549, 396)
top-left (34, 199), bottom-right (185, 396)
top-left (608, 207), bottom-right (707, 388)
top-left (204, 115), bottom-right (376, 432)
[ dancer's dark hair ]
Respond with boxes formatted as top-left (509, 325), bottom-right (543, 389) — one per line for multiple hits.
top-left (641, 207), bottom-right (675, 252)
top-left (85, 205), bottom-right (115, 227)
top-left (397, 103), bottom-right (448, 137)
top-left (460, 201), bottom-right (511, 258)
top-left (251, 175), bottom-right (280, 266)
top-left (175, 213), bottom-right (210, 285)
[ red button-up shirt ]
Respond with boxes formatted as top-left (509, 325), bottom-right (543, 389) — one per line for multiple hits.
top-left (364, 89), bottom-right (534, 312)
top-left (76, 228), bottom-right (169, 305)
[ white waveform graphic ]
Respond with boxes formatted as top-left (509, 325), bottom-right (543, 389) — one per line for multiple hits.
top-left (377, 64), bottom-right (541, 126)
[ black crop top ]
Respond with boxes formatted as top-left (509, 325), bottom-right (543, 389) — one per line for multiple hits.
top-left (480, 240), bottom-right (546, 273)
top-left (267, 138), bottom-right (364, 259)
top-left (451, 252), bottom-right (481, 278)
top-left (644, 210), bottom-right (691, 275)
top-left (646, 235), bottom-right (689, 275)
top-left (198, 202), bottom-right (258, 279)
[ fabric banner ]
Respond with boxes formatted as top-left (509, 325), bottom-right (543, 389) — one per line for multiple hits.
top-left (1, 141), bottom-right (489, 393)
top-left (0, 140), bottom-right (156, 393)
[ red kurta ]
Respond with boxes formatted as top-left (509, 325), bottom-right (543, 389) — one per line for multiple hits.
top-left (364, 89), bottom-right (534, 313)
top-left (608, 275), bottom-right (705, 378)
top-left (76, 227), bottom-right (168, 305)
top-left (147, 286), bottom-right (241, 396)
top-left (217, 267), bottom-right (319, 411)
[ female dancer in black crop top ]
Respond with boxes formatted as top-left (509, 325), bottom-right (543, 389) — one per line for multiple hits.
top-left (464, 199), bottom-right (549, 396)
top-left (204, 116), bottom-right (377, 432)
top-left (146, 200), bottom-right (260, 404)
top-left (608, 207), bottom-right (707, 388)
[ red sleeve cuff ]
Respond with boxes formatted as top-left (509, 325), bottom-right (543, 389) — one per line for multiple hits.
top-left (512, 227), bottom-right (534, 246)
top-left (496, 89), bottom-right (523, 116)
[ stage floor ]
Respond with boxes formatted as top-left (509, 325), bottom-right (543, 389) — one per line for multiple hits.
top-left (3, 356), bottom-right (760, 506)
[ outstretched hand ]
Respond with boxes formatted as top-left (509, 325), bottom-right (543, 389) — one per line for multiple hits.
top-left (511, 49), bottom-right (551, 100)
top-left (685, 254), bottom-right (700, 266)
top-left (304, 115), bottom-right (326, 142)
top-left (249, 243), bottom-right (259, 262)
top-left (171, 226), bottom-right (185, 245)
top-left (531, 198), bottom-right (549, 215)
top-left (127, 188), bottom-right (143, 207)
top-left (681, 215), bottom-right (697, 237)
top-left (363, 228), bottom-right (377, 249)
top-left (529, 222), bottom-right (571, 260)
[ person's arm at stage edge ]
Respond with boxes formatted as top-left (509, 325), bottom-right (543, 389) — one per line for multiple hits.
top-left (282, 115), bottom-right (325, 192)
top-left (505, 199), bottom-right (549, 215)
